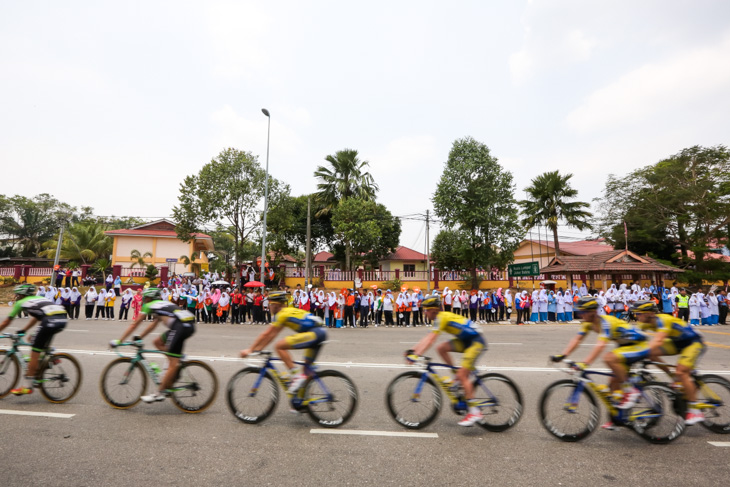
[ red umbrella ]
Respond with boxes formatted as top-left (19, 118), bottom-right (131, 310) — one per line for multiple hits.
top-left (244, 281), bottom-right (265, 288)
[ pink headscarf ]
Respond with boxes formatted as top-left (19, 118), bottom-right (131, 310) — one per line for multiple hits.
top-left (211, 289), bottom-right (221, 304)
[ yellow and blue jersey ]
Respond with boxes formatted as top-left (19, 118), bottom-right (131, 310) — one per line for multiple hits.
top-left (272, 307), bottom-right (323, 333)
top-left (641, 314), bottom-right (702, 344)
top-left (432, 311), bottom-right (483, 342)
top-left (579, 315), bottom-right (647, 345)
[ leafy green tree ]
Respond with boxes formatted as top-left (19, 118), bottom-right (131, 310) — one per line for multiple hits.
top-left (39, 221), bottom-right (113, 264)
top-left (266, 194), bottom-right (334, 258)
top-left (172, 148), bottom-right (288, 273)
top-left (519, 171), bottom-right (592, 258)
top-left (314, 149), bottom-right (378, 269)
top-left (431, 228), bottom-right (471, 271)
top-left (433, 137), bottom-right (523, 287)
top-left (331, 198), bottom-right (401, 269)
top-left (145, 264), bottom-right (159, 282)
top-left (595, 145), bottom-right (730, 285)
top-left (0, 194), bottom-right (89, 257)
top-left (91, 258), bottom-right (111, 279)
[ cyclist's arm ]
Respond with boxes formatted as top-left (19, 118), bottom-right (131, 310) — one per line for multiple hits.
top-left (19, 316), bottom-right (39, 333)
top-left (648, 331), bottom-right (668, 354)
top-left (119, 313), bottom-right (152, 342)
top-left (0, 317), bottom-right (12, 332)
top-left (138, 317), bottom-right (162, 340)
top-left (242, 325), bottom-right (282, 356)
top-left (412, 331), bottom-right (437, 357)
top-left (581, 339), bottom-right (608, 366)
top-left (560, 333), bottom-right (585, 357)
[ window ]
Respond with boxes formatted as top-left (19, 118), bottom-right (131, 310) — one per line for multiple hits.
top-left (404, 264), bottom-right (415, 277)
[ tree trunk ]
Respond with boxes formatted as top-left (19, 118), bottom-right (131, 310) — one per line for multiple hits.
top-left (552, 226), bottom-right (560, 259)
top-left (677, 221), bottom-right (688, 259)
top-left (345, 241), bottom-right (351, 271)
top-left (471, 267), bottom-right (478, 290)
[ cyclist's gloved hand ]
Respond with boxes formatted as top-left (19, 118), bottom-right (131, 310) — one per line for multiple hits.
top-left (575, 362), bottom-right (588, 371)
top-left (550, 354), bottom-right (565, 363)
top-left (109, 339), bottom-right (120, 348)
top-left (16, 331), bottom-right (26, 337)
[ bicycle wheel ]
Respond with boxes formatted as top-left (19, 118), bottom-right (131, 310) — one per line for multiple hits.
top-left (0, 350), bottom-right (21, 398)
top-left (696, 374), bottom-right (730, 434)
top-left (630, 382), bottom-right (685, 444)
top-left (227, 367), bottom-right (279, 424)
top-left (473, 373), bottom-right (523, 432)
top-left (39, 353), bottom-right (82, 403)
top-left (385, 371), bottom-right (442, 430)
top-left (100, 357), bottom-right (147, 409)
top-left (170, 360), bottom-right (218, 413)
top-left (539, 379), bottom-right (599, 442)
top-left (305, 369), bottom-right (358, 428)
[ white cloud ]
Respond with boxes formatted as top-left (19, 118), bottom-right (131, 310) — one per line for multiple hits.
top-left (567, 33), bottom-right (730, 132)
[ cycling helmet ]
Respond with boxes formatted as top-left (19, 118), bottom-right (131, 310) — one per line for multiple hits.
top-left (142, 287), bottom-right (162, 300)
top-left (630, 300), bottom-right (658, 313)
top-left (421, 295), bottom-right (442, 309)
top-left (267, 291), bottom-right (290, 303)
top-left (574, 296), bottom-right (599, 311)
top-left (13, 283), bottom-right (36, 297)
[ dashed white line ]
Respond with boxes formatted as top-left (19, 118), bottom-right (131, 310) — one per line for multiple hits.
top-left (0, 409), bottom-right (75, 419)
top-left (708, 441), bottom-right (730, 447)
top-left (311, 428), bottom-right (438, 438)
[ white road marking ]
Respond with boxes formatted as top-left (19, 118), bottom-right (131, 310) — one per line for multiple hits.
top-left (708, 441), bottom-right (730, 447)
top-left (65, 329), bottom-right (89, 333)
top-left (0, 409), bottom-right (75, 419)
top-left (490, 342), bottom-right (523, 345)
top-left (311, 429), bottom-right (438, 438)
top-left (50, 349), bottom-right (730, 375)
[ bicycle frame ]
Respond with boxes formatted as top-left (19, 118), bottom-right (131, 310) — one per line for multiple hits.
top-left (1, 333), bottom-right (54, 383)
top-left (638, 360), bottom-right (724, 411)
top-left (246, 352), bottom-right (334, 409)
top-left (112, 342), bottom-right (185, 391)
top-left (409, 357), bottom-right (497, 410)
top-left (562, 362), bottom-right (665, 425)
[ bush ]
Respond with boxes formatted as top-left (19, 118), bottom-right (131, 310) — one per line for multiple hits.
top-left (145, 265), bottom-right (159, 281)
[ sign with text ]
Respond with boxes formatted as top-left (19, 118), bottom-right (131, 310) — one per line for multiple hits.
top-left (508, 261), bottom-right (540, 277)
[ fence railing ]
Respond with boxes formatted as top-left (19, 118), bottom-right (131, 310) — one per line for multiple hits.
top-left (0, 267), bottom-right (14, 276)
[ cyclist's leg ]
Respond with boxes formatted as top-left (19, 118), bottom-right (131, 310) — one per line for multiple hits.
top-left (26, 325), bottom-right (63, 383)
top-left (676, 341), bottom-right (705, 402)
top-left (160, 323), bottom-right (194, 392)
top-left (277, 330), bottom-right (320, 371)
top-left (459, 338), bottom-right (485, 400)
top-left (436, 339), bottom-right (460, 369)
top-left (604, 344), bottom-right (649, 390)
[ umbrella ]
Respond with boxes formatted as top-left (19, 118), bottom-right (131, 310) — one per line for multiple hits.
top-left (212, 280), bottom-right (229, 285)
top-left (244, 281), bottom-right (265, 288)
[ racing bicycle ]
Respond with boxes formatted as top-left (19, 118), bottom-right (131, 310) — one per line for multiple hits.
top-left (385, 353), bottom-right (523, 431)
top-left (0, 332), bottom-right (82, 403)
top-left (226, 350), bottom-right (358, 427)
top-left (539, 360), bottom-right (685, 444)
top-left (100, 336), bottom-right (218, 413)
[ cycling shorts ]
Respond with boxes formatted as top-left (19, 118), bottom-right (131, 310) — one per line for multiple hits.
top-left (160, 321), bottom-right (195, 357)
top-left (31, 323), bottom-right (66, 352)
top-left (284, 327), bottom-right (327, 365)
top-left (448, 336), bottom-right (486, 371)
top-left (660, 338), bottom-right (705, 370)
top-left (611, 343), bottom-right (650, 368)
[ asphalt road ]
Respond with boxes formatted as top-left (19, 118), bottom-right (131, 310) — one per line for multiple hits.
top-left (1, 318), bottom-right (729, 487)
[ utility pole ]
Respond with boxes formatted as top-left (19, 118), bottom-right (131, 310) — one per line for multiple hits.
top-left (305, 196), bottom-right (311, 288)
top-left (425, 209), bottom-right (431, 294)
top-left (51, 222), bottom-right (65, 285)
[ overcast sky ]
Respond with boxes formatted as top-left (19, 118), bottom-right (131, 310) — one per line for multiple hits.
top-left (2, 0), bottom-right (729, 253)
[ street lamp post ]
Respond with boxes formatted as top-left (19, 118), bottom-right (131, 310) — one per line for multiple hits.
top-left (260, 108), bottom-right (271, 284)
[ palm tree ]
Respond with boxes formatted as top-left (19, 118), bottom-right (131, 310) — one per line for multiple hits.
top-left (91, 258), bottom-right (111, 279)
top-left (39, 222), bottom-right (112, 264)
top-left (130, 249), bottom-right (153, 269)
top-left (519, 171), bottom-right (593, 258)
top-left (314, 149), bottom-right (379, 269)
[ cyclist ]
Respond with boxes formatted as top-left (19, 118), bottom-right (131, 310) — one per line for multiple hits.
top-left (632, 300), bottom-right (706, 425)
top-left (240, 291), bottom-right (326, 395)
top-left (551, 296), bottom-right (650, 414)
top-left (111, 287), bottom-right (195, 403)
top-left (0, 284), bottom-right (67, 395)
top-left (410, 295), bottom-right (487, 427)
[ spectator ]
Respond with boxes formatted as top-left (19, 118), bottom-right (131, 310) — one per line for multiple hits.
top-left (60, 287), bottom-right (72, 317)
top-left (55, 269), bottom-right (64, 288)
top-left (105, 273), bottom-right (113, 291)
top-left (218, 291), bottom-right (231, 323)
top-left (70, 287), bottom-right (81, 320)
top-left (95, 288), bottom-right (107, 320)
top-left (114, 275), bottom-right (122, 298)
top-left (120, 289), bottom-right (133, 321)
top-left (675, 288), bottom-right (690, 321)
top-left (106, 289), bottom-right (116, 320)
top-left (504, 289), bottom-right (513, 322)
top-left (263, 290), bottom-right (271, 323)
top-left (84, 287), bottom-right (97, 320)
top-left (382, 290), bottom-right (394, 327)
top-left (708, 291), bottom-right (719, 325)
top-left (231, 288), bottom-right (243, 324)
top-left (71, 268), bottom-right (80, 287)
top-left (345, 290), bottom-right (356, 328)
top-left (253, 289), bottom-right (264, 324)
top-left (718, 290), bottom-right (728, 325)
top-left (131, 289), bottom-right (143, 321)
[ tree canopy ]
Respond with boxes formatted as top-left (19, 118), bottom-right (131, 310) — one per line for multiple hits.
top-left (172, 148), bottom-right (288, 271)
top-left (519, 170), bottom-right (592, 258)
top-left (595, 145), bottom-right (730, 285)
top-left (432, 137), bottom-right (523, 287)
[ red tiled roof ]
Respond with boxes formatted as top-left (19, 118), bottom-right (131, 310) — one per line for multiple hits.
top-left (105, 229), bottom-right (212, 239)
top-left (382, 246), bottom-right (427, 261)
top-left (313, 251), bottom-right (334, 263)
top-left (540, 250), bottom-right (682, 274)
top-left (526, 238), bottom-right (612, 256)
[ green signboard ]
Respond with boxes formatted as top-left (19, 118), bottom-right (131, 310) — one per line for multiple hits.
top-left (508, 261), bottom-right (540, 277)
